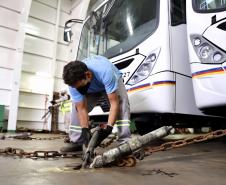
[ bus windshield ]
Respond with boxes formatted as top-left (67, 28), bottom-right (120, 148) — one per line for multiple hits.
top-left (77, 0), bottom-right (159, 60)
top-left (193, 0), bottom-right (226, 12)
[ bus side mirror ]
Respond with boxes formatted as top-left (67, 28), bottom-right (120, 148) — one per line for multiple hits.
top-left (64, 26), bottom-right (72, 42)
top-left (63, 19), bottom-right (83, 42)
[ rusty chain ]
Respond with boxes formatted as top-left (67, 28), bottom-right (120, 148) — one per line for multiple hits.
top-left (0, 129), bottom-right (226, 166)
top-left (0, 147), bottom-right (82, 159)
top-left (117, 129), bottom-right (226, 167)
top-left (115, 155), bottom-right (137, 167)
top-left (30, 136), bottom-right (66, 141)
top-left (0, 133), bottom-right (116, 160)
top-left (144, 129), bottom-right (226, 155)
top-left (99, 133), bottom-right (117, 148)
top-left (0, 133), bottom-right (67, 141)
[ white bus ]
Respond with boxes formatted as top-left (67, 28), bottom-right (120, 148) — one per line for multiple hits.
top-left (187, 0), bottom-right (226, 117)
top-left (64, 0), bottom-right (225, 133)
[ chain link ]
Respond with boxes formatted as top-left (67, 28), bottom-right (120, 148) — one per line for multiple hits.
top-left (0, 147), bottom-right (82, 159)
top-left (30, 136), bottom-right (66, 141)
top-left (0, 129), bottom-right (226, 164)
top-left (115, 129), bottom-right (226, 167)
top-left (115, 155), bottom-right (137, 167)
top-left (99, 133), bottom-right (117, 148)
top-left (0, 134), bottom-right (115, 160)
top-left (144, 129), bottom-right (226, 155)
top-left (0, 133), bottom-right (67, 141)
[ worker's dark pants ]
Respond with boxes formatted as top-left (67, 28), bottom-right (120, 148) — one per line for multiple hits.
top-left (69, 78), bottom-right (131, 144)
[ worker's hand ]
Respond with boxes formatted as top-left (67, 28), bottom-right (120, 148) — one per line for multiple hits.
top-left (81, 128), bottom-right (91, 147)
top-left (95, 124), bottom-right (113, 147)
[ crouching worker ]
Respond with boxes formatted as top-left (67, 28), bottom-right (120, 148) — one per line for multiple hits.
top-left (60, 55), bottom-right (131, 153)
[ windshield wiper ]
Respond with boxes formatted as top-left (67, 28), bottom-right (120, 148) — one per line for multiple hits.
top-left (102, 0), bottom-right (116, 18)
top-left (89, 0), bottom-right (116, 55)
top-left (90, 11), bottom-right (101, 29)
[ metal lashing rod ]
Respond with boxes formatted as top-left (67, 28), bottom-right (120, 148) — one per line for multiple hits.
top-left (90, 126), bottom-right (173, 168)
top-left (81, 127), bottom-right (100, 169)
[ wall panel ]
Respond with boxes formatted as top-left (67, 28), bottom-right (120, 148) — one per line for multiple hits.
top-left (29, 1), bottom-right (56, 24)
top-left (22, 53), bottom-right (52, 74)
top-left (0, 47), bottom-right (16, 69)
top-left (26, 17), bottom-right (55, 40)
top-left (54, 78), bottom-right (67, 91)
top-left (20, 72), bottom-right (53, 95)
top-left (0, 7), bottom-right (20, 30)
top-left (19, 92), bottom-right (48, 109)
top-left (56, 44), bottom-right (70, 61)
top-left (55, 60), bottom-right (67, 78)
top-left (0, 68), bottom-right (13, 90)
top-left (0, 0), bottom-right (24, 12)
top-left (17, 108), bottom-right (46, 122)
top-left (59, 11), bottom-right (70, 27)
top-left (11, 0), bottom-right (89, 131)
top-left (61, 0), bottom-right (72, 13)
top-left (24, 35), bottom-right (54, 58)
top-left (35, 0), bottom-right (58, 8)
top-left (0, 27), bottom-right (17, 49)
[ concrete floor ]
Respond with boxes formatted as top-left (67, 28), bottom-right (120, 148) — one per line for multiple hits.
top-left (0, 134), bottom-right (226, 185)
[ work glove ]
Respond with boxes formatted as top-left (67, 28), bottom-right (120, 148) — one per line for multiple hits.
top-left (95, 124), bottom-right (113, 147)
top-left (81, 128), bottom-right (91, 147)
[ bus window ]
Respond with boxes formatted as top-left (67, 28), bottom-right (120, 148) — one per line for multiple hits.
top-left (77, 0), bottom-right (160, 61)
top-left (103, 0), bottom-right (159, 58)
top-left (171, 0), bottom-right (186, 26)
top-left (193, 0), bottom-right (226, 13)
top-left (87, 0), bottom-right (106, 15)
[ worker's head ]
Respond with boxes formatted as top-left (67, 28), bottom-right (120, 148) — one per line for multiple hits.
top-left (63, 61), bottom-right (92, 94)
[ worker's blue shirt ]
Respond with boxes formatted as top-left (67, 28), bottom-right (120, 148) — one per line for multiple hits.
top-left (69, 55), bottom-right (121, 103)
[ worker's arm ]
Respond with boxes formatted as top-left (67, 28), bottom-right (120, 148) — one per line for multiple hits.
top-left (107, 91), bottom-right (119, 126)
top-left (88, 92), bottom-right (118, 148)
top-left (75, 99), bottom-right (89, 128)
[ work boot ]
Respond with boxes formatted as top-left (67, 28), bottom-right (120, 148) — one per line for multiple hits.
top-left (60, 142), bottom-right (83, 154)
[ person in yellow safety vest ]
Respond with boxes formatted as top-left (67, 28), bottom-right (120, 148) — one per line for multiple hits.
top-left (60, 97), bottom-right (72, 133)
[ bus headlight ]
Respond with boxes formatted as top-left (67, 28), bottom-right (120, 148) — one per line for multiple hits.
top-left (199, 44), bottom-right (213, 59)
top-left (190, 34), bottom-right (226, 64)
top-left (127, 48), bottom-right (160, 85)
top-left (194, 38), bottom-right (201, 46)
top-left (128, 75), bottom-right (139, 85)
top-left (213, 53), bottom-right (223, 62)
